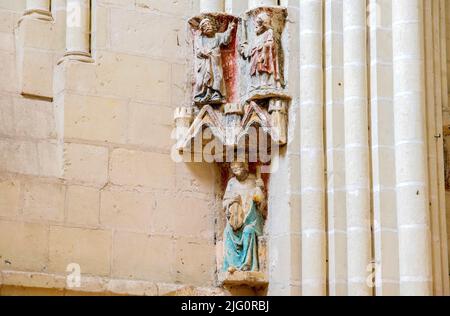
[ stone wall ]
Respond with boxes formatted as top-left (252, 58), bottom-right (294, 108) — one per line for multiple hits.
top-left (0, 0), bottom-right (223, 295)
top-left (0, 0), bottom-right (450, 297)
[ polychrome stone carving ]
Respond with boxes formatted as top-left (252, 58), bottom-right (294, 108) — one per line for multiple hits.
top-left (193, 18), bottom-right (236, 105)
top-left (239, 7), bottom-right (287, 102)
top-left (174, 4), bottom-right (290, 286)
top-left (240, 12), bottom-right (282, 95)
top-left (222, 162), bottom-right (265, 272)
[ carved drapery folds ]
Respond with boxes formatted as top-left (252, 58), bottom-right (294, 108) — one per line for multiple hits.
top-left (174, 6), bottom-right (289, 157)
top-left (174, 4), bottom-right (289, 289)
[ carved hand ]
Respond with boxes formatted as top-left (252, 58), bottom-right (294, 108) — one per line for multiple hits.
top-left (256, 178), bottom-right (264, 189)
top-left (239, 43), bottom-right (248, 57)
top-left (197, 49), bottom-right (211, 58)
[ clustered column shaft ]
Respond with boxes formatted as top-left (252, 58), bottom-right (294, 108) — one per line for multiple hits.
top-left (64, 0), bottom-right (92, 62)
top-left (299, 0), bottom-right (326, 296)
top-left (392, 0), bottom-right (432, 296)
top-left (343, 0), bottom-right (372, 296)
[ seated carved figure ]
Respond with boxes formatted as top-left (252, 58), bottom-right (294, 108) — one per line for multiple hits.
top-left (222, 162), bottom-right (265, 272)
top-left (193, 18), bottom-right (235, 105)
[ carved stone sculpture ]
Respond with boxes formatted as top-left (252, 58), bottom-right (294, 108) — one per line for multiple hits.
top-left (240, 12), bottom-right (281, 93)
top-left (193, 18), bottom-right (236, 105)
top-left (222, 162), bottom-right (265, 272)
top-left (239, 7), bottom-right (287, 102)
top-left (175, 4), bottom-right (290, 287)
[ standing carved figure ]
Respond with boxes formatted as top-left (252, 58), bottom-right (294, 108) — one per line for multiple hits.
top-left (240, 12), bottom-right (282, 92)
top-left (194, 18), bottom-right (236, 105)
top-left (222, 162), bottom-right (265, 272)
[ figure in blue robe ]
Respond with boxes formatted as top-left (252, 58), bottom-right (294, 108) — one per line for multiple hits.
top-left (222, 162), bottom-right (265, 272)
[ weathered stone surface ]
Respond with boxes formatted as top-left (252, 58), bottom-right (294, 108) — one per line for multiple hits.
top-left (110, 149), bottom-right (175, 189)
top-left (127, 102), bottom-right (173, 150)
top-left (135, 0), bottom-right (196, 17)
top-left (48, 226), bottom-right (112, 276)
top-left (110, 8), bottom-right (186, 61)
top-left (0, 179), bottom-right (20, 218)
top-left (60, 52), bottom-right (171, 104)
top-left (150, 193), bottom-right (214, 239)
top-left (13, 97), bottom-right (57, 140)
top-left (218, 271), bottom-right (268, 288)
top-left (66, 185), bottom-right (100, 227)
top-left (0, 220), bottom-right (49, 272)
top-left (100, 189), bottom-right (152, 232)
top-left (22, 180), bottom-right (65, 222)
top-left (64, 94), bottom-right (128, 144)
top-left (174, 238), bottom-right (215, 286)
top-left (0, 0), bottom-right (26, 11)
top-left (112, 232), bottom-right (174, 283)
top-left (63, 143), bottom-right (109, 186)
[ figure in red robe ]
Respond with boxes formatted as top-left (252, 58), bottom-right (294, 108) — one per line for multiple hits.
top-left (240, 12), bottom-right (282, 92)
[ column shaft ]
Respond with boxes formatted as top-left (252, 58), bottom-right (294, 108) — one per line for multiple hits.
top-left (368, 0), bottom-right (399, 296)
top-left (343, 0), bottom-right (372, 296)
top-left (26, 0), bottom-right (50, 11)
top-left (248, 0), bottom-right (278, 9)
top-left (24, 0), bottom-right (51, 20)
top-left (392, 0), bottom-right (432, 296)
top-left (225, 0), bottom-right (247, 14)
top-left (299, 0), bottom-right (326, 296)
top-left (65, 0), bottom-right (92, 60)
top-left (200, 0), bottom-right (225, 13)
top-left (325, 0), bottom-right (347, 296)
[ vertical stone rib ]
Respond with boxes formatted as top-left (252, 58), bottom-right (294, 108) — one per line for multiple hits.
top-left (248, 0), bottom-right (278, 10)
top-left (64, 0), bottom-right (92, 60)
top-left (368, 0), bottom-right (399, 296)
top-left (392, 0), bottom-right (432, 296)
top-left (438, 0), bottom-right (450, 296)
top-left (225, 0), bottom-right (247, 14)
top-left (343, 0), bottom-right (372, 296)
top-left (26, 0), bottom-right (50, 12)
top-left (325, 0), bottom-right (347, 296)
top-left (200, 0), bottom-right (225, 13)
top-left (425, 0), bottom-right (443, 296)
top-left (299, 0), bottom-right (326, 296)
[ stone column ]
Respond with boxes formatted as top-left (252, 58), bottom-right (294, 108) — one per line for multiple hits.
top-left (392, 0), bottom-right (432, 296)
top-left (368, 0), bottom-right (399, 296)
top-left (248, 0), bottom-right (278, 9)
top-left (63, 0), bottom-right (92, 62)
top-left (225, 0), bottom-right (248, 14)
top-left (343, 0), bottom-right (372, 296)
top-left (299, 0), bottom-right (326, 296)
top-left (24, 0), bottom-right (52, 21)
top-left (325, 0), bottom-right (347, 296)
top-left (200, 0), bottom-right (225, 13)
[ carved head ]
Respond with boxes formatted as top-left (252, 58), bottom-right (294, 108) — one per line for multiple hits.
top-left (230, 161), bottom-right (249, 181)
top-left (199, 18), bottom-right (215, 37)
top-left (255, 12), bottom-right (271, 35)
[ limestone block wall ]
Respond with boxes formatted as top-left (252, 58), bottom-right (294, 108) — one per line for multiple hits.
top-left (0, 0), bottom-right (450, 297)
top-left (0, 0), bottom-right (222, 296)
